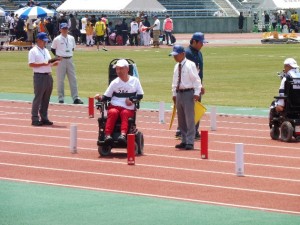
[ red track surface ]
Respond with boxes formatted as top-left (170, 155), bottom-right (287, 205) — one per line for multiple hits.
top-left (0, 100), bottom-right (299, 215)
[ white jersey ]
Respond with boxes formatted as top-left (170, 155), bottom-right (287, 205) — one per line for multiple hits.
top-left (277, 69), bottom-right (300, 106)
top-left (104, 76), bottom-right (144, 110)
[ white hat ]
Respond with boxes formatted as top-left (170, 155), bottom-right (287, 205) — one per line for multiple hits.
top-left (113, 59), bottom-right (129, 68)
top-left (284, 58), bottom-right (299, 68)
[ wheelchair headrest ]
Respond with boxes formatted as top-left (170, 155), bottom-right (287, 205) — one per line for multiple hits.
top-left (108, 58), bottom-right (135, 84)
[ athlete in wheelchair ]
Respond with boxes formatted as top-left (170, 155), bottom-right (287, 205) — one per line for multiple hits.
top-left (95, 59), bottom-right (144, 156)
top-left (269, 58), bottom-right (300, 142)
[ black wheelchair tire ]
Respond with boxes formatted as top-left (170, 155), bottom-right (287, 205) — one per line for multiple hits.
top-left (135, 142), bottom-right (139, 155)
top-left (280, 121), bottom-right (294, 142)
top-left (270, 126), bottom-right (280, 140)
top-left (98, 145), bottom-right (112, 156)
top-left (135, 132), bottom-right (144, 155)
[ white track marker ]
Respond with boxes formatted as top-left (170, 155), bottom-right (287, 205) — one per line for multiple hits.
top-left (70, 124), bottom-right (77, 154)
top-left (159, 101), bottom-right (165, 124)
top-left (235, 143), bottom-right (244, 177)
top-left (210, 106), bottom-right (217, 131)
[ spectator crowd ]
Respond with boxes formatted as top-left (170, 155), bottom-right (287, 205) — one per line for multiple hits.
top-left (4, 1), bottom-right (176, 49)
top-left (254, 10), bottom-right (299, 33)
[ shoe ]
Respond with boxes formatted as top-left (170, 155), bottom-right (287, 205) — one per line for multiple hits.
top-left (175, 131), bottom-right (181, 139)
top-left (31, 121), bottom-right (42, 126)
top-left (41, 120), bottom-right (53, 125)
top-left (185, 144), bottom-right (194, 150)
top-left (73, 99), bottom-right (83, 104)
top-left (59, 100), bottom-right (64, 104)
top-left (102, 47), bottom-right (108, 51)
top-left (104, 135), bottom-right (113, 144)
top-left (117, 134), bottom-right (127, 144)
top-left (175, 142), bottom-right (186, 149)
top-left (195, 132), bottom-right (201, 140)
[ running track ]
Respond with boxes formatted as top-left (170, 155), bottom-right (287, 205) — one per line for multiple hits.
top-left (0, 100), bottom-right (299, 215)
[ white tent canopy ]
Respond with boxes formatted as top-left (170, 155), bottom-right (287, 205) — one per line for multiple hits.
top-left (57, 0), bottom-right (167, 13)
top-left (0, 7), bottom-right (5, 16)
top-left (259, 0), bottom-right (300, 10)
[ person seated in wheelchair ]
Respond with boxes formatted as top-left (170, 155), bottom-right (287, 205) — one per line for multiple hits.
top-left (269, 58), bottom-right (300, 123)
top-left (94, 59), bottom-right (144, 144)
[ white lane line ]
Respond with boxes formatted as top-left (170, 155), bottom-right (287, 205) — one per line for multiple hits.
top-left (1, 129), bottom-right (300, 155)
top-left (215, 141), bottom-right (300, 151)
top-left (1, 177), bottom-right (298, 215)
top-left (0, 109), bottom-right (268, 126)
top-left (0, 120), bottom-right (283, 141)
top-left (1, 162), bottom-right (299, 197)
top-left (1, 150), bottom-right (299, 183)
top-left (0, 140), bottom-right (300, 170)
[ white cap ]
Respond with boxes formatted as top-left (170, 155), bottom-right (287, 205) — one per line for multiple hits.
top-left (284, 58), bottom-right (299, 68)
top-left (113, 59), bottom-right (129, 68)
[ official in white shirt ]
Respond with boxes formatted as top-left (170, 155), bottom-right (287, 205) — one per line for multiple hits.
top-left (51, 23), bottom-right (83, 104)
top-left (28, 32), bottom-right (60, 126)
top-left (171, 45), bottom-right (201, 150)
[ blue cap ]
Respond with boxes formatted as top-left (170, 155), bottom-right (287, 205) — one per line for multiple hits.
top-left (192, 32), bottom-right (208, 43)
top-left (152, 14), bottom-right (158, 18)
top-left (36, 32), bottom-right (49, 42)
top-left (169, 45), bottom-right (185, 56)
top-left (60, 23), bottom-right (68, 29)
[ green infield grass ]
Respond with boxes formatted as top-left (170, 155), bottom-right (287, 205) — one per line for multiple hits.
top-left (0, 44), bottom-right (299, 108)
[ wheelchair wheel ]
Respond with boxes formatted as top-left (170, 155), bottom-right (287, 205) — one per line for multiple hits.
top-left (135, 142), bottom-right (139, 155)
top-left (98, 145), bottom-right (112, 156)
top-left (280, 121), bottom-right (294, 142)
top-left (135, 132), bottom-right (144, 155)
top-left (270, 126), bottom-right (280, 140)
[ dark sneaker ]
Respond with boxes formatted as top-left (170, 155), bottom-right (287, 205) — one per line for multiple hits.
top-left (73, 99), bottom-right (83, 104)
top-left (41, 120), bottom-right (53, 125)
top-left (175, 142), bottom-right (186, 149)
top-left (59, 100), bottom-right (64, 104)
top-left (195, 132), bottom-right (201, 140)
top-left (175, 130), bottom-right (181, 139)
top-left (185, 144), bottom-right (194, 150)
top-left (117, 134), bottom-right (127, 144)
top-left (104, 135), bottom-right (113, 144)
top-left (31, 121), bottom-right (42, 126)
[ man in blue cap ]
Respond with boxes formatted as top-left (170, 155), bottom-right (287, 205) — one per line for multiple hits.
top-left (175, 32), bottom-right (207, 140)
top-left (28, 32), bottom-right (60, 126)
top-left (170, 45), bottom-right (201, 150)
top-left (51, 23), bottom-right (83, 104)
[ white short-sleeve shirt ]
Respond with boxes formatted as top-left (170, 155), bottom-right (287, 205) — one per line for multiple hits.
top-left (104, 76), bottom-right (144, 110)
top-left (153, 19), bottom-right (160, 31)
top-left (28, 45), bottom-right (52, 73)
top-left (51, 34), bottom-right (76, 57)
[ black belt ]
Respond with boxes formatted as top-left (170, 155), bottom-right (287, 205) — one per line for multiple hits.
top-left (176, 88), bottom-right (194, 93)
top-left (60, 56), bottom-right (72, 59)
top-left (34, 72), bottom-right (51, 75)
